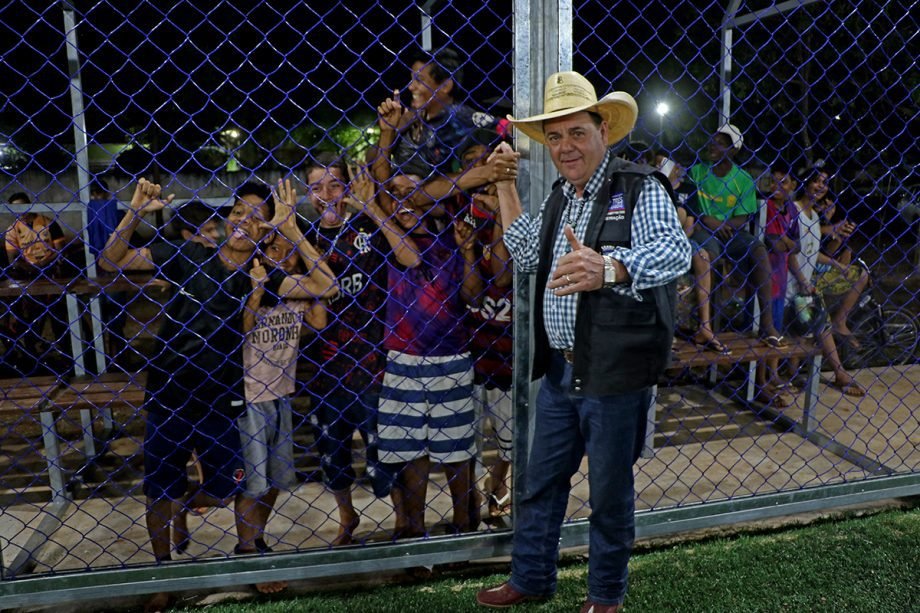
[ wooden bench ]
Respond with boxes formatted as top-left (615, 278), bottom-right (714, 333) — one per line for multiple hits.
top-left (51, 371), bottom-right (148, 459)
top-left (640, 332), bottom-right (823, 457)
top-left (1, 372), bottom-right (148, 499)
top-left (668, 332), bottom-right (817, 371)
top-left (1, 376), bottom-right (69, 502)
top-left (0, 375), bottom-right (64, 413)
top-left (0, 371), bottom-right (148, 576)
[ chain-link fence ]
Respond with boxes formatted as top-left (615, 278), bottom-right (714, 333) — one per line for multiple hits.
top-left (1, 0), bottom-right (917, 608)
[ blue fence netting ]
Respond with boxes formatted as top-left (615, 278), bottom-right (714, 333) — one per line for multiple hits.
top-left (0, 0), bottom-right (917, 607)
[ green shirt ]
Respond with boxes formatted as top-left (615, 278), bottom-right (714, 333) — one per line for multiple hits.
top-left (689, 162), bottom-right (758, 221)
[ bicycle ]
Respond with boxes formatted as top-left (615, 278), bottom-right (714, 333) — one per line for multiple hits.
top-left (838, 259), bottom-right (919, 369)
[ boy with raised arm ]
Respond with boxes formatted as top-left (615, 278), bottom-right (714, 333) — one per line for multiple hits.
top-left (236, 179), bottom-right (336, 592)
top-left (98, 178), bottom-right (333, 611)
top-left (360, 165), bottom-right (483, 537)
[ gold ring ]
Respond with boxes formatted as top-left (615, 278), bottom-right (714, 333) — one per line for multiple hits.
top-left (564, 274), bottom-right (572, 284)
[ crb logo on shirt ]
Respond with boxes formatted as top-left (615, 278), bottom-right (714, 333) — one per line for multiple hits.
top-left (606, 192), bottom-right (626, 221)
top-left (328, 272), bottom-right (366, 304)
top-left (353, 231), bottom-right (372, 255)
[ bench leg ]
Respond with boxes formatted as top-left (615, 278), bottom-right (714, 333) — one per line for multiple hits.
top-left (39, 408), bottom-right (69, 505)
top-left (65, 294), bottom-right (87, 377)
top-left (801, 352), bottom-right (823, 434)
top-left (745, 360), bottom-right (757, 402)
top-left (88, 295), bottom-right (107, 376)
top-left (640, 385), bottom-right (657, 459)
top-left (80, 408), bottom-right (98, 459)
top-left (100, 406), bottom-right (114, 442)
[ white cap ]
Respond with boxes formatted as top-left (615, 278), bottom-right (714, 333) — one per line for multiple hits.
top-left (716, 123), bottom-right (743, 151)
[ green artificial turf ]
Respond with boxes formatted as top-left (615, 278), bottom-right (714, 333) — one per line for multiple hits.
top-left (172, 508), bottom-right (919, 612)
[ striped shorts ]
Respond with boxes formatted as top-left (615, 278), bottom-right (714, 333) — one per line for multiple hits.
top-left (474, 384), bottom-right (513, 463)
top-left (377, 350), bottom-right (477, 465)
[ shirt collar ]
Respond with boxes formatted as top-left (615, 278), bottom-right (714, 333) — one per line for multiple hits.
top-left (561, 148), bottom-right (613, 201)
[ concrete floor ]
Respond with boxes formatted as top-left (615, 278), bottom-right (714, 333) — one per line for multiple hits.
top-left (1, 365), bottom-right (917, 578)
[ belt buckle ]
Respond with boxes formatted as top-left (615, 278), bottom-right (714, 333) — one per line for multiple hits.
top-left (562, 349), bottom-right (575, 364)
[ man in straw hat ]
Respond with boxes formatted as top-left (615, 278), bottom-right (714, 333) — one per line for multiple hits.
top-left (476, 72), bottom-right (691, 612)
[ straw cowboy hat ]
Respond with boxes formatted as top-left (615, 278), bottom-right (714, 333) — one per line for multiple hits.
top-left (507, 71), bottom-right (638, 145)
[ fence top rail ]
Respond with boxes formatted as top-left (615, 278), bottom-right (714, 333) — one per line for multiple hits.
top-left (0, 274), bottom-right (156, 297)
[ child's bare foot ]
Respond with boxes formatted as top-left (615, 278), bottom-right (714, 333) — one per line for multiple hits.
top-left (332, 516), bottom-right (360, 546)
top-left (144, 592), bottom-right (173, 613)
top-left (831, 376), bottom-right (866, 397)
top-left (255, 581), bottom-right (287, 594)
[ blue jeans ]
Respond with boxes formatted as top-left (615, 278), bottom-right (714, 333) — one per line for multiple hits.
top-left (510, 351), bottom-right (650, 606)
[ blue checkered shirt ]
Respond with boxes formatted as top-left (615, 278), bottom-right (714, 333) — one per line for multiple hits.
top-left (503, 149), bottom-right (691, 350)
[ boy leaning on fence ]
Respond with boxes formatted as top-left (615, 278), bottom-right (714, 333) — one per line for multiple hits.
top-left (454, 136), bottom-right (516, 522)
top-left (298, 152), bottom-right (395, 547)
top-left (97, 178), bottom-right (334, 612)
top-left (362, 165), bottom-right (484, 538)
top-left (236, 178), bottom-right (337, 593)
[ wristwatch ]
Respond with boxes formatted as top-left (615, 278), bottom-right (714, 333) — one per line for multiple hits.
top-left (602, 255), bottom-right (618, 287)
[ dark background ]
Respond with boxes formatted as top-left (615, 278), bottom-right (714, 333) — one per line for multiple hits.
top-left (1, 0), bottom-right (916, 235)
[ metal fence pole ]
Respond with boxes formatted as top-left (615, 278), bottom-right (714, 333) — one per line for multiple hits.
top-left (510, 0), bottom-right (572, 527)
top-left (63, 4), bottom-right (107, 376)
top-left (62, 4), bottom-right (93, 276)
top-left (719, 0), bottom-right (743, 123)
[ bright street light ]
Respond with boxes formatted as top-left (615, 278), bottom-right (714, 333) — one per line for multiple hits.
top-left (655, 102), bottom-right (670, 146)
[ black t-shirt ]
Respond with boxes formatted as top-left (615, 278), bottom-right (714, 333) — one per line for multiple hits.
top-left (301, 214), bottom-right (390, 396)
top-left (145, 241), bottom-right (281, 419)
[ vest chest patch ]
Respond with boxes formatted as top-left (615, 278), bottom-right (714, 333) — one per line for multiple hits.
top-left (606, 192), bottom-right (626, 221)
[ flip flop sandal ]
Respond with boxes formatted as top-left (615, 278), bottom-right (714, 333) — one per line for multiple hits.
top-left (692, 336), bottom-right (732, 355)
top-left (754, 387), bottom-right (793, 408)
top-left (761, 335), bottom-right (788, 349)
top-left (488, 492), bottom-right (512, 518)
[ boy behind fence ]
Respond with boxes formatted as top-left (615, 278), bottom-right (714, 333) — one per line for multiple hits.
top-left (235, 180), bottom-right (335, 592)
top-left (99, 178), bottom-right (333, 611)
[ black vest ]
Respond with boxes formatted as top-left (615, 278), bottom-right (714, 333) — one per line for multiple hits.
top-left (533, 158), bottom-right (678, 395)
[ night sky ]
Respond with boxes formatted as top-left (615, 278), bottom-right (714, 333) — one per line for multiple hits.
top-left (1, 0), bottom-right (915, 196)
